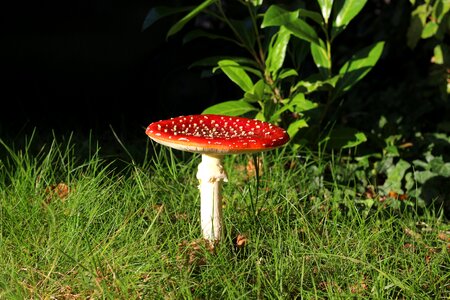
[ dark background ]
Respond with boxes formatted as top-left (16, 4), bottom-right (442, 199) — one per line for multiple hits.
top-left (0, 0), bottom-right (239, 145)
top-left (1, 0), bottom-right (448, 147)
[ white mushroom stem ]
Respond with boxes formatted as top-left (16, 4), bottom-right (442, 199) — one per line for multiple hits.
top-left (196, 154), bottom-right (228, 241)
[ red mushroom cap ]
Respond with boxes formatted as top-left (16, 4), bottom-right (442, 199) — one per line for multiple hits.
top-left (146, 114), bottom-right (290, 155)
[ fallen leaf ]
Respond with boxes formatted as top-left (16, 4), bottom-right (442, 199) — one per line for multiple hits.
top-left (235, 234), bottom-right (248, 248)
top-left (174, 212), bottom-right (188, 221)
top-left (399, 194), bottom-right (408, 200)
top-left (350, 276), bottom-right (368, 294)
top-left (398, 142), bottom-right (413, 149)
top-left (387, 191), bottom-right (409, 201)
top-left (153, 204), bottom-right (165, 214)
top-left (45, 183), bottom-right (70, 203)
top-left (437, 231), bottom-right (450, 242)
top-left (364, 185), bottom-right (376, 199)
top-left (388, 191), bottom-right (399, 199)
top-left (403, 243), bottom-right (416, 252)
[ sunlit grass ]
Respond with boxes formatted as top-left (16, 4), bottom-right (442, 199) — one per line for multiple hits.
top-left (0, 135), bottom-right (448, 299)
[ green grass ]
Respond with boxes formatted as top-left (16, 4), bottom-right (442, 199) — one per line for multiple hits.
top-left (0, 135), bottom-right (449, 299)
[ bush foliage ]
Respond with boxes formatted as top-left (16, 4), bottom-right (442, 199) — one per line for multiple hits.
top-left (143, 0), bottom-right (450, 218)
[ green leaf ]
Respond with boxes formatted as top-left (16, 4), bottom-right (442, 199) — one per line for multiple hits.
top-left (216, 60), bottom-right (255, 92)
top-left (262, 5), bottom-right (298, 27)
top-left (406, 4), bottom-right (428, 49)
top-left (383, 159), bottom-right (411, 193)
top-left (255, 111), bottom-right (265, 121)
top-left (167, 0), bottom-right (217, 38)
top-left (385, 145), bottom-right (400, 157)
top-left (298, 9), bottom-right (325, 26)
top-left (342, 132), bottom-right (367, 148)
top-left (336, 41), bottom-right (385, 95)
top-left (332, 0), bottom-right (368, 38)
top-left (433, 44), bottom-right (444, 64)
top-left (269, 105), bottom-right (290, 123)
top-left (244, 80), bottom-right (267, 103)
top-left (202, 100), bottom-right (258, 116)
top-left (328, 127), bottom-right (367, 149)
top-left (278, 68), bottom-right (298, 79)
top-left (287, 119), bottom-right (309, 139)
top-left (421, 21), bottom-right (439, 39)
top-left (270, 93), bottom-right (317, 122)
top-left (283, 19), bottom-right (320, 46)
top-left (253, 79), bottom-right (267, 100)
top-left (292, 74), bottom-right (339, 94)
top-left (413, 159), bottom-right (430, 170)
top-left (262, 5), bottom-right (320, 46)
top-left (310, 39), bottom-right (331, 78)
top-left (430, 157), bottom-right (450, 177)
top-left (266, 26), bottom-right (291, 77)
top-left (291, 93), bottom-right (319, 112)
top-left (414, 170), bottom-right (437, 184)
top-left (405, 172), bottom-right (415, 191)
top-left (142, 6), bottom-right (193, 31)
top-left (433, 0), bottom-right (450, 23)
top-left (248, 0), bottom-right (263, 6)
top-left (317, 0), bottom-right (334, 23)
top-left (244, 92), bottom-right (260, 103)
top-left (189, 56), bottom-right (258, 69)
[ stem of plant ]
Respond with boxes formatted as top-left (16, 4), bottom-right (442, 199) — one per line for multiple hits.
top-left (217, 1), bottom-right (262, 67)
top-left (253, 154), bottom-right (260, 216)
top-left (319, 26), bottom-right (335, 129)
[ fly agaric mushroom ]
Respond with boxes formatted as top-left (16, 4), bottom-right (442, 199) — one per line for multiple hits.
top-left (146, 114), bottom-right (290, 242)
